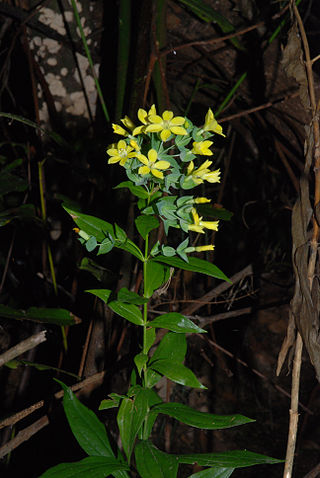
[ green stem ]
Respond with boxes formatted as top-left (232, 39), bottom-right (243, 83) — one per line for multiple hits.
top-left (142, 233), bottom-right (149, 357)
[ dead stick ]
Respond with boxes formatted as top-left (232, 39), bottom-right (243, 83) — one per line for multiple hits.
top-left (0, 416), bottom-right (49, 459)
top-left (0, 331), bottom-right (47, 367)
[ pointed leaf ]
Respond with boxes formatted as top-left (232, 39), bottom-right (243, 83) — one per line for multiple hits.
top-left (38, 456), bottom-right (129, 478)
top-left (149, 313), bottom-right (206, 333)
top-left (150, 359), bottom-right (206, 389)
top-left (149, 332), bottom-right (187, 364)
top-left (178, 450), bottom-right (284, 467)
top-left (86, 289), bottom-right (112, 303)
top-left (114, 181), bottom-right (149, 199)
top-left (0, 304), bottom-right (80, 326)
top-left (144, 261), bottom-right (170, 298)
top-left (117, 287), bottom-right (148, 305)
top-left (135, 215), bottom-right (160, 239)
top-left (152, 256), bottom-right (230, 282)
top-left (135, 440), bottom-right (179, 478)
top-left (117, 390), bottom-right (149, 461)
top-left (58, 382), bottom-right (114, 458)
top-left (63, 206), bottom-right (114, 241)
top-left (152, 403), bottom-right (254, 429)
top-left (108, 300), bottom-right (144, 325)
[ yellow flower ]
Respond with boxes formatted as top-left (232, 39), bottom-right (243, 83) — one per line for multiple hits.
top-left (186, 160), bottom-right (221, 185)
top-left (201, 108), bottom-right (225, 137)
top-left (132, 105), bottom-right (157, 135)
top-left (145, 110), bottom-right (187, 141)
top-left (194, 197), bottom-right (211, 204)
top-left (191, 140), bottom-right (213, 156)
top-left (112, 123), bottom-right (128, 136)
top-left (137, 149), bottom-right (170, 179)
top-left (188, 208), bottom-right (219, 234)
top-left (121, 115), bottom-right (135, 131)
top-left (107, 139), bottom-right (140, 166)
top-left (186, 244), bottom-right (215, 252)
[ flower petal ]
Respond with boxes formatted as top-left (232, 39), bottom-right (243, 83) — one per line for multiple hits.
top-left (148, 149), bottom-right (158, 163)
top-left (137, 154), bottom-right (149, 165)
top-left (160, 129), bottom-right (171, 141)
top-left (151, 169), bottom-right (164, 179)
top-left (139, 165), bottom-right (150, 175)
top-left (171, 126), bottom-right (187, 135)
top-left (170, 116), bottom-right (185, 125)
top-left (145, 124), bottom-right (163, 133)
top-left (155, 160), bottom-right (170, 170)
top-left (162, 110), bottom-right (174, 121)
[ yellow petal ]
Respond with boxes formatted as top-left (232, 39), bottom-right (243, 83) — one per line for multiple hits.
top-left (107, 148), bottom-right (118, 156)
top-left (155, 160), bottom-right (170, 170)
top-left (151, 169), bottom-right (164, 179)
top-left (139, 165), bottom-right (150, 175)
top-left (160, 129), bottom-right (171, 141)
top-left (195, 245), bottom-right (215, 252)
top-left (145, 124), bottom-right (163, 133)
top-left (187, 161), bottom-right (194, 175)
top-left (171, 126), bottom-right (187, 135)
top-left (137, 108), bottom-right (148, 124)
top-left (108, 156), bottom-right (121, 164)
top-left (188, 224), bottom-right (205, 233)
top-left (162, 110), bottom-right (174, 121)
top-left (112, 123), bottom-right (127, 136)
top-left (203, 169), bottom-right (221, 183)
top-left (171, 116), bottom-right (185, 125)
top-left (194, 197), bottom-right (211, 204)
top-left (148, 114), bottom-right (163, 124)
top-left (137, 154), bottom-right (149, 166)
top-left (201, 220), bottom-right (219, 231)
top-left (148, 149), bottom-right (158, 163)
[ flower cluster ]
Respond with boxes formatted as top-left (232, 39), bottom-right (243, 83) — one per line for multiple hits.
top-left (106, 105), bottom-right (225, 259)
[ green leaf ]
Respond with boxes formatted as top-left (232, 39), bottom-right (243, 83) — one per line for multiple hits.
top-left (152, 403), bottom-right (254, 429)
top-left (149, 313), bottom-right (206, 333)
top-left (0, 305), bottom-right (80, 326)
top-left (150, 359), bottom-right (206, 389)
top-left (117, 287), bottom-right (148, 305)
top-left (135, 440), bottom-right (179, 478)
top-left (134, 352), bottom-right (148, 376)
top-left (12, 360), bottom-right (80, 380)
top-left (63, 206), bottom-right (114, 242)
top-left (153, 256), bottom-right (230, 282)
top-left (108, 300), bottom-right (144, 325)
top-left (144, 368), bottom-right (162, 388)
top-left (144, 260), bottom-right (170, 298)
top-left (38, 456), bottom-right (129, 478)
top-left (80, 258), bottom-right (116, 282)
top-left (117, 389), bottom-right (149, 462)
top-left (178, 450), bottom-right (284, 467)
top-left (58, 381), bottom-right (115, 458)
top-left (177, 0), bottom-right (244, 50)
top-left (118, 238), bottom-right (144, 261)
top-left (145, 327), bottom-right (156, 354)
top-left (114, 181), bottom-right (149, 199)
top-left (149, 332), bottom-right (187, 364)
top-left (188, 468), bottom-right (234, 478)
top-left (135, 215), bottom-right (160, 239)
top-left (115, 223), bottom-right (127, 242)
top-left (86, 289), bottom-right (112, 303)
top-left (86, 236), bottom-right (98, 252)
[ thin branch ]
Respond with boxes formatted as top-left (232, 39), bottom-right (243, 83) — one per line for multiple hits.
top-left (0, 331), bottom-right (47, 367)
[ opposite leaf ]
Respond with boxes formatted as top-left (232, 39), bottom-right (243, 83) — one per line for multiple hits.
top-left (38, 456), bottom-right (129, 478)
top-left (149, 312), bottom-right (206, 333)
top-left (152, 403), bottom-right (254, 429)
top-left (135, 215), bottom-right (159, 239)
top-left (57, 381), bottom-right (114, 458)
top-left (135, 440), bottom-right (179, 478)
